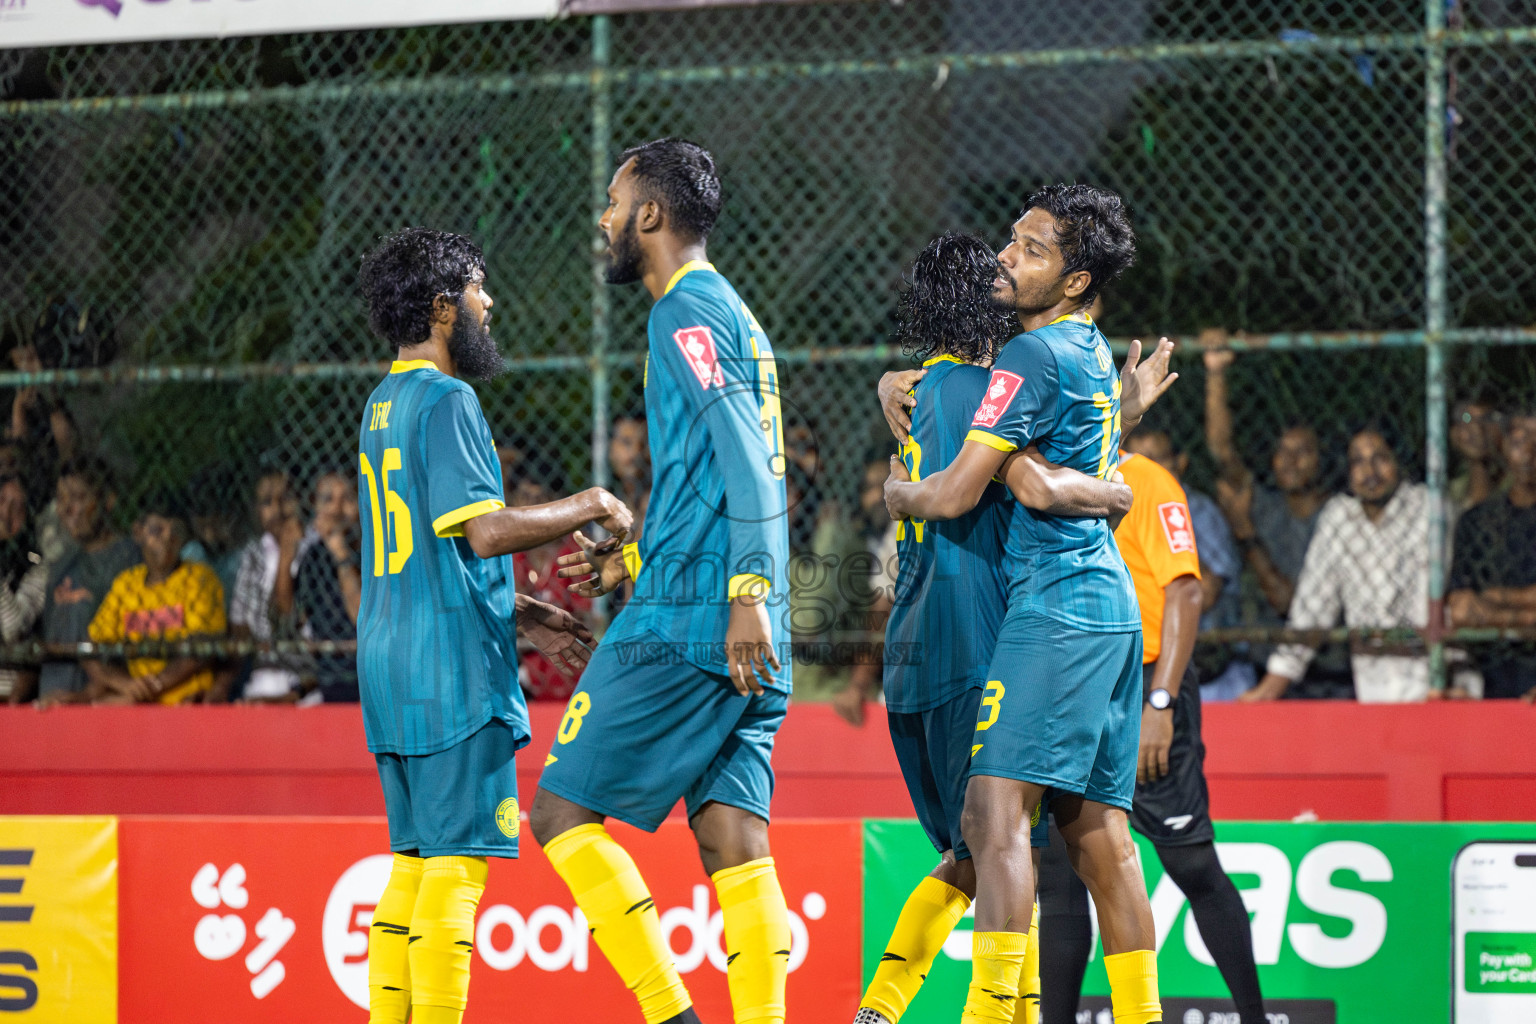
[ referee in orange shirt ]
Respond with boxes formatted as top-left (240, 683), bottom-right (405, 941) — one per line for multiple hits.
top-left (1038, 447), bottom-right (1266, 1024)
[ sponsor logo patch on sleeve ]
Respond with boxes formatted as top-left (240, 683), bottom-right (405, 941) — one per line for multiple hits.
top-left (673, 326), bottom-right (725, 389)
top-left (1157, 501), bottom-right (1196, 554)
top-left (970, 369), bottom-right (1024, 429)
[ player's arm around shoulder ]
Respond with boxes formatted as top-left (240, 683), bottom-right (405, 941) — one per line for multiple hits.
top-left (1000, 448), bottom-right (1132, 519)
top-left (885, 335), bottom-right (1054, 523)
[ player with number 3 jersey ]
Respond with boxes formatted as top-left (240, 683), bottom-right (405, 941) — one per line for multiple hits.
top-left (885, 186), bottom-right (1167, 1024)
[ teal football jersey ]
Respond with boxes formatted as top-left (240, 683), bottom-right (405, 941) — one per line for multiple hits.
top-left (965, 314), bottom-right (1140, 633)
top-left (604, 262), bottom-right (794, 689)
top-left (356, 360), bottom-right (531, 756)
top-left (884, 356), bottom-right (1014, 713)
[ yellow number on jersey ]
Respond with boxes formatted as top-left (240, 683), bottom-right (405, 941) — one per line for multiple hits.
top-left (745, 303), bottom-right (786, 481)
top-left (558, 692), bottom-right (591, 744)
top-left (976, 680), bottom-right (1006, 731)
top-left (359, 448), bottom-right (415, 576)
top-left (1091, 378), bottom-right (1122, 480)
top-left (896, 435), bottom-right (926, 543)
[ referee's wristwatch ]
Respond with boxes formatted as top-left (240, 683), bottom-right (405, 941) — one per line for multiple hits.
top-left (1145, 687), bottom-right (1173, 711)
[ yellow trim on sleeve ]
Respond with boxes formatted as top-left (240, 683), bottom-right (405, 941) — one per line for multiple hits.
top-left (663, 260), bottom-right (716, 295)
top-left (921, 354), bottom-right (964, 367)
top-left (966, 429), bottom-right (1018, 453)
top-left (622, 541), bottom-right (643, 583)
top-left (432, 498), bottom-right (504, 538)
top-left (728, 574), bottom-right (771, 601)
top-left (390, 359), bottom-right (440, 374)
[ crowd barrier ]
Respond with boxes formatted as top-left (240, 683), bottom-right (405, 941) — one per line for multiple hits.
top-left (2, 815), bottom-right (1534, 1023)
top-left (4, 702), bottom-right (1536, 821)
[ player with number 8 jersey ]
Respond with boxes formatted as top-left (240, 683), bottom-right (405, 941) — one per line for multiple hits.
top-left (531, 138), bottom-right (794, 1024)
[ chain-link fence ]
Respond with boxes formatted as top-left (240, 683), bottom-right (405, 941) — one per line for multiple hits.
top-left (3, 1), bottom-right (1535, 701)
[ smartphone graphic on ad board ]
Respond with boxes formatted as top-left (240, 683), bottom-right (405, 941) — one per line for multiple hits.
top-left (1453, 841), bottom-right (1536, 1023)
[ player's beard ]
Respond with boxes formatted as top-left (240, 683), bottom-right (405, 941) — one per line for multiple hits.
top-left (448, 295), bottom-right (506, 381)
top-left (990, 266), bottom-right (1060, 319)
top-left (603, 208), bottom-right (644, 285)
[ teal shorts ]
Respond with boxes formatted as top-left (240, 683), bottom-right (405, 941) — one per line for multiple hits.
top-left (375, 717), bottom-right (522, 858)
top-left (537, 632), bottom-right (788, 832)
top-left (889, 687), bottom-right (982, 859)
top-left (969, 608), bottom-right (1143, 812)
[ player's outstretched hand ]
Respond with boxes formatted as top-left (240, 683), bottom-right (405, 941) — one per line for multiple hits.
top-left (515, 595), bottom-right (596, 677)
top-left (878, 369), bottom-right (926, 443)
top-left (1120, 336), bottom-right (1178, 435)
top-left (883, 454), bottom-right (912, 520)
top-left (556, 529), bottom-right (630, 598)
top-left (726, 596), bottom-right (780, 697)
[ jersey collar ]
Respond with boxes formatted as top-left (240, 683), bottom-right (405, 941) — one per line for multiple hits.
top-left (1047, 310), bottom-right (1093, 327)
top-left (663, 260), bottom-right (716, 296)
top-left (390, 359), bottom-right (439, 374)
top-left (921, 354), bottom-right (964, 367)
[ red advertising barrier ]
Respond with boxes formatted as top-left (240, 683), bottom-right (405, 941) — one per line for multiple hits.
top-left (116, 817), bottom-right (861, 1024)
top-left (6, 700), bottom-right (1536, 821)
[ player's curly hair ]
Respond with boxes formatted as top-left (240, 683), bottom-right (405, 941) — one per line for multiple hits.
top-left (894, 233), bottom-right (1016, 366)
top-left (1021, 184), bottom-right (1136, 307)
top-left (358, 228), bottom-right (485, 351)
top-left (619, 138), bottom-right (722, 244)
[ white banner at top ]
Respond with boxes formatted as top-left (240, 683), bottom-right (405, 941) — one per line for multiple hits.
top-left (0, 0), bottom-right (562, 50)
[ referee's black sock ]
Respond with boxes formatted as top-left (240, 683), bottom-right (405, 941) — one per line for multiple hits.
top-left (1036, 831), bottom-right (1092, 1024)
top-left (1157, 841), bottom-right (1266, 1024)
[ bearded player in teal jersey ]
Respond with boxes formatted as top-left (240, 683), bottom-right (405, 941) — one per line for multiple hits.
top-left (355, 228), bottom-right (633, 1024)
top-left (858, 234), bottom-right (1175, 1024)
top-left (886, 186), bottom-right (1166, 1024)
top-left (530, 139), bottom-right (794, 1024)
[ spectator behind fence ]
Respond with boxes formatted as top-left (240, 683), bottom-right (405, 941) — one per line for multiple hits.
top-left (273, 469), bottom-right (353, 620)
top-left (609, 409), bottom-right (652, 531)
top-left (1450, 394), bottom-right (1505, 514)
top-left (293, 469), bottom-right (362, 703)
top-left (0, 476), bottom-right (47, 702)
top-left (1245, 426), bottom-right (1431, 703)
top-left (1448, 411), bottom-right (1536, 700)
top-left (1202, 339), bottom-right (1331, 619)
top-left (830, 455), bottom-right (899, 725)
top-left (37, 457), bottom-right (139, 705)
top-left (7, 322), bottom-right (79, 520)
top-left (506, 451), bottom-right (593, 700)
top-left (85, 495), bottom-right (225, 704)
top-left (0, 438), bottom-right (66, 565)
top-left (184, 463), bottom-right (246, 604)
top-left (228, 469), bottom-right (304, 701)
top-left (1122, 425), bottom-right (1255, 701)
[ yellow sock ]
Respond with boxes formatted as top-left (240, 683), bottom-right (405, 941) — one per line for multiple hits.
top-left (1103, 949), bottom-right (1161, 1024)
top-left (368, 853), bottom-right (422, 1024)
top-left (861, 875), bottom-right (972, 1022)
top-left (1012, 903), bottom-right (1040, 1024)
top-left (408, 855), bottom-right (488, 1024)
top-left (544, 823), bottom-right (691, 1024)
top-left (713, 857), bottom-right (792, 1024)
top-left (961, 930), bottom-right (1029, 1024)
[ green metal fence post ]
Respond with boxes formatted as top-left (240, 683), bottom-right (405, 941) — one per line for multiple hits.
top-left (1425, 0), bottom-right (1450, 692)
top-left (589, 14), bottom-right (613, 494)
